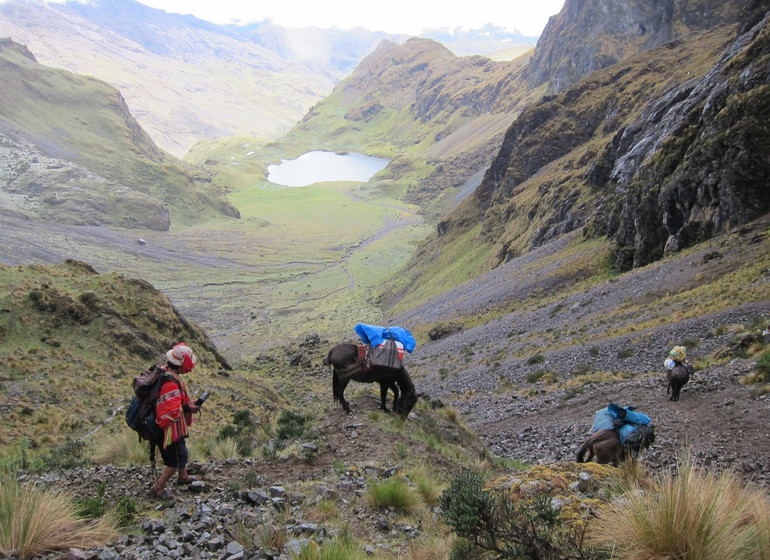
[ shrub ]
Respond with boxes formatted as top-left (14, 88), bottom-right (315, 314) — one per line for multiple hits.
top-left (594, 457), bottom-right (770, 559)
top-left (41, 440), bottom-right (90, 471)
top-left (527, 354), bottom-right (546, 365)
top-left (365, 478), bottom-right (420, 513)
top-left (571, 363), bottom-right (594, 376)
top-left (217, 409), bottom-right (259, 455)
top-left (527, 368), bottom-right (557, 383)
top-left (112, 496), bottom-right (138, 527)
top-left (276, 410), bottom-right (308, 440)
top-left (755, 352), bottom-right (770, 379)
top-left (440, 470), bottom-right (601, 559)
top-left (0, 478), bottom-right (118, 559)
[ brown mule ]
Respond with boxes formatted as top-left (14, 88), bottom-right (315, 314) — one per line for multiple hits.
top-left (576, 425), bottom-right (655, 466)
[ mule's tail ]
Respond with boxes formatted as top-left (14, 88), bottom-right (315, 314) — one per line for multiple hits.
top-left (576, 440), bottom-right (591, 463)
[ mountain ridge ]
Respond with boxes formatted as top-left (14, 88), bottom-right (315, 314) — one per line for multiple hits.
top-left (0, 38), bottom-right (240, 230)
top-left (385, 0), bottom-right (769, 306)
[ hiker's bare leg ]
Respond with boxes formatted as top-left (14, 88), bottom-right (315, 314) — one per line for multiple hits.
top-left (153, 466), bottom-right (177, 492)
top-left (178, 467), bottom-right (193, 482)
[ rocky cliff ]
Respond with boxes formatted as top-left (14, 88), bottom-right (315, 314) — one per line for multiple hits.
top-left (600, 1), bottom-right (770, 269)
top-left (405, 0), bottom-right (769, 284)
top-left (528, 0), bottom-right (742, 93)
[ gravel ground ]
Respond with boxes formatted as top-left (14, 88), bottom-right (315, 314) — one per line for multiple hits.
top-left (391, 223), bottom-right (770, 484)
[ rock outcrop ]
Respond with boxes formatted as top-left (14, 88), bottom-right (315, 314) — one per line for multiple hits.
top-left (528, 0), bottom-right (743, 94)
top-left (410, 0), bottom-right (770, 274)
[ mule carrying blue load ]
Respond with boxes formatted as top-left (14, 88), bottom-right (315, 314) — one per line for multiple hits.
top-left (592, 403), bottom-right (654, 450)
top-left (354, 324), bottom-right (416, 370)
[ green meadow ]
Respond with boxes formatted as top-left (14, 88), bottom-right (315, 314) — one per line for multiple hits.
top-left (108, 172), bottom-right (430, 358)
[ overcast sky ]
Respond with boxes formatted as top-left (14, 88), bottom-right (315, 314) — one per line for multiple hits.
top-left (136, 0), bottom-right (566, 37)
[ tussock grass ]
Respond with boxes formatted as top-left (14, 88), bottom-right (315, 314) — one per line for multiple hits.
top-left (92, 430), bottom-right (150, 466)
top-left (594, 457), bottom-right (770, 559)
top-left (402, 533), bottom-right (453, 560)
top-left (307, 499), bottom-right (339, 523)
top-left (207, 436), bottom-right (243, 461)
top-left (296, 528), bottom-right (362, 560)
top-left (409, 466), bottom-right (445, 506)
top-left (0, 478), bottom-right (118, 559)
top-left (365, 478), bottom-right (420, 513)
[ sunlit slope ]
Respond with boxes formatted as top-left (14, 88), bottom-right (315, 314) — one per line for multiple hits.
top-left (377, 23), bottom-right (747, 311)
top-left (0, 39), bottom-right (238, 229)
top-left (0, 259), bottom-right (290, 453)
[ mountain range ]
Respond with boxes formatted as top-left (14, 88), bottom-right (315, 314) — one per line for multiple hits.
top-left (1, 2), bottom-right (770, 558)
top-left (0, 0), bottom-right (769, 447)
top-left (0, 0), bottom-right (537, 158)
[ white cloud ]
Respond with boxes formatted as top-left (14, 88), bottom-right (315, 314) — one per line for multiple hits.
top-left (138, 0), bottom-right (565, 36)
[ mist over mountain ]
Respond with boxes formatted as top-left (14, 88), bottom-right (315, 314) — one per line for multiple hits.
top-left (0, 0), bottom-right (535, 158)
top-left (0, 38), bottom-right (239, 230)
top-left (1, 5), bottom-right (770, 559)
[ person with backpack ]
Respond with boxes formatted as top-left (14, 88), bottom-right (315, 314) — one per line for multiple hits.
top-left (150, 343), bottom-right (202, 499)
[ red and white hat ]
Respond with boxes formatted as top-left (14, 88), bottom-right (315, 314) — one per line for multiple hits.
top-left (166, 343), bottom-right (197, 371)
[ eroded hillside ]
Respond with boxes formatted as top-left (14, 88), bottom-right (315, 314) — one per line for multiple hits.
top-left (387, 1), bottom-right (769, 309)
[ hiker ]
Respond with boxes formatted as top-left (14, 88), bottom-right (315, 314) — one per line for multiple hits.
top-left (150, 343), bottom-right (202, 498)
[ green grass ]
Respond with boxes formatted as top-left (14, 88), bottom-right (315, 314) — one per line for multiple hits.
top-left (365, 478), bottom-right (421, 513)
top-left (382, 225), bottom-right (493, 315)
top-left (296, 528), bottom-right (363, 560)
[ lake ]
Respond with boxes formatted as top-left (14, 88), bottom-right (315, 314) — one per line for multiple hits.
top-left (267, 150), bottom-right (390, 187)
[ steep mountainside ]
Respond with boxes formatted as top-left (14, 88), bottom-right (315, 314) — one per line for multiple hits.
top-left (265, 1), bottom-right (752, 227)
top-left (251, 37), bottom-right (530, 220)
top-left (527, 0), bottom-right (742, 93)
top-left (387, 0), bottom-right (768, 306)
top-left (0, 39), bottom-right (239, 230)
top-left (0, 259), bottom-right (231, 448)
top-left (0, 0), bottom-right (341, 156)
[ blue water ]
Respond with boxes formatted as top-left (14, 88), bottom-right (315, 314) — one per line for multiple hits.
top-left (267, 150), bottom-right (390, 187)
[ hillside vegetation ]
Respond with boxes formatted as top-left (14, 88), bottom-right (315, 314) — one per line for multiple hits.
top-left (0, 39), bottom-right (239, 230)
top-left (383, 7), bottom-right (770, 308)
top-left (1, 2), bottom-right (770, 558)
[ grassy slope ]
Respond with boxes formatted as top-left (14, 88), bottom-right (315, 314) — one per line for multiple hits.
top-left (0, 39), bottom-right (237, 228)
top-left (0, 260), bottom-right (227, 448)
top-left (378, 26), bottom-right (739, 312)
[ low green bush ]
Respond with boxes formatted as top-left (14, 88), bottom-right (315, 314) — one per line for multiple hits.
top-left (440, 470), bottom-right (602, 559)
top-left (276, 410), bottom-right (308, 440)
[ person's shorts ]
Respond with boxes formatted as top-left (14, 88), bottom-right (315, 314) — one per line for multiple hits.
top-left (158, 438), bottom-right (188, 469)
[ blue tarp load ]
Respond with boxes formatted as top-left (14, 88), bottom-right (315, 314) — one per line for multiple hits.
top-left (354, 324), bottom-right (416, 353)
top-left (592, 403), bottom-right (652, 444)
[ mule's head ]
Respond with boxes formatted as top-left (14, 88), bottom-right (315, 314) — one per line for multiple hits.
top-left (397, 391), bottom-right (418, 420)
